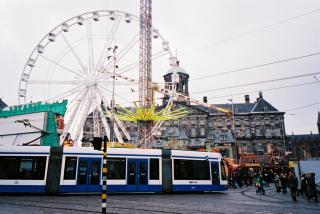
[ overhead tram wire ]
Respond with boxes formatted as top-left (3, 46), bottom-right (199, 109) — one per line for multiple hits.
top-left (284, 102), bottom-right (320, 112)
top-left (191, 71), bottom-right (320, 95)
top-left (190, 51), bottom-right (320, 81)
top-left (181, 8), bottom-right (320, 57)
top-left (206, 81), bottom-right (320, 100)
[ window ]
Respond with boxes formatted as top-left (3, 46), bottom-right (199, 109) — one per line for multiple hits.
top-left (174, 159), bottom-right (210, 180)
top-left (0, 156), bottom-right (46, 180)
top-left (149, 158), bottom-right (159, 180)
top-left (190, 128), bottom-right (197, 137)
top-left (107, 158), bottom-right (126, 179)
top-left (220, 161), bottom-right (227, 180)
top-left (263, 107), bottom-right (268, 112)
top-left (64, 157), bottom-right (77, 180)
top-left (220, 135), bottom-right (226, 141)
top-left (200, 127), bottom-right (206, 136)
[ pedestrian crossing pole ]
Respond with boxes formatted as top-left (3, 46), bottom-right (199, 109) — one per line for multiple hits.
top-left (102, 136), bottom-right (107, 214)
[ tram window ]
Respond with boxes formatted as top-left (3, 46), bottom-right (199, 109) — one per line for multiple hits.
top-left (20, 159), bottom-right (33, 179)
top-left (78, 160), bottom-right (88, 185)
top-left (90, 160), bottom-right (101, 185)
top-left (174, 159), bottom-right (210, 180)
top-left (64, 157), bottom-right (77, 180)
top-left (107, 158), bottom-right (126, 179)
top-left (149, 158), bottom-right (159, 180)
top-left (0, 157), bottom-right (20, 179)
top-left (0, 156), bottom-right (46, 180)
top-left (220, 161), bottom-right (227, 180)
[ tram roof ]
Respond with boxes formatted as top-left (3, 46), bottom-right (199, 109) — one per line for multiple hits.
top-left (0, 146), bottom-right (51, 154)
top-left (171, 150), bottom-right (222, 160)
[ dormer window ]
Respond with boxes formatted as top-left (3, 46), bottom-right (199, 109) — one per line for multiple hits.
top-left (263, 107), bottom-right (268, 112)
top-left (234, 108), bottom-right (238, 114)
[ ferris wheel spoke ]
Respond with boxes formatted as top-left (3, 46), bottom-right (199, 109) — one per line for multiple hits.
top-left (94, 17), bottom-right (122, 73)
top-left (97, 84), bottom-right (132, 105)
top-left (114, 51), bottom-right (166, 75)
top-left (100, 33), bottom-right (139, 72)
top-left (39, 55), bottom-right (82, 77)
top-left (86, 20), bottom-right (95, 73)
top-left (45, 84), bottom-right (84, 103)
top-left (94, 98), bottom-right (111, 140)
top-left (61, 33), bottom-right (88, 73)
top-left (73, 89), bottom-right (94, 142)
top-left (95, 87), bottom-right (127, 142)
top-left (116, 33), bottom-right (139, 61)
top-left (28, 80), bottom-right (78, 85)
top-left (116, 61), bottom-right (139, 75)
top-left (60, 88), bottom-right (89, 144)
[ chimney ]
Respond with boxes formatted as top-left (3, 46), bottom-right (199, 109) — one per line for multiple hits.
top-left (259, 91), bottom-right (263, 98)
top-left (203, 96), bottom-right (208, 103)
top-left (244, 95), bottom-right (250, 103)
top-left (176, 60), bottom-right (180, 67)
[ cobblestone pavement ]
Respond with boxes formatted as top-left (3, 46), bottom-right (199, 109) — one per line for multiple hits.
top-left (0, 187), bottom-right (319, 214)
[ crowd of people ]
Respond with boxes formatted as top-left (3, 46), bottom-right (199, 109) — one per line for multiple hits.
top-left (228, 168), bottom-right (318, 202)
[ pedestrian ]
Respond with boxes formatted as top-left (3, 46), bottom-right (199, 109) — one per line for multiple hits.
top-left (288, 172), bottom-right (298, 202)
top-left (232, 172), bottom-right (239, 189)
top-left (274, 173), bottom-right (282, 192)
top-left (255, 174), bottom-right (265, 195)
top-left (300, 174), bottom-right (307, 197)
top-left (307, 173), bottom-right (318, 202)
top-left (280, 173), bottom-right (287, 194)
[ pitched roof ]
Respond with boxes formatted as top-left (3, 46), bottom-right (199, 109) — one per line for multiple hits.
top-left (252, 98), bottom-right (278, 112)
top-left (0, 99), bottom-right (8, 111)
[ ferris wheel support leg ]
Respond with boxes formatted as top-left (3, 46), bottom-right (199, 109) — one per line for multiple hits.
top-left (59, 88), bottom-right (89, 145)
top-left (94, 98), bottom-right (111, 140)
top-left (73, 89), bottom-right (94, 143)
top-left (95, 87), bottom-right (125, 143)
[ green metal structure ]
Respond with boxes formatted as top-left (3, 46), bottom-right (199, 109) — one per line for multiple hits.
top-left (0, 100), bottom-right (67, 147)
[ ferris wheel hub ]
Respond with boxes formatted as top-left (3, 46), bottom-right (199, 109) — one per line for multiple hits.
top-left (82, 73), bottom-right (98, 87)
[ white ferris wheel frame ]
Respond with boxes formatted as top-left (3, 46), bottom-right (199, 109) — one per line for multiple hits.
top-left (17, 10), bottom-right (177, 145)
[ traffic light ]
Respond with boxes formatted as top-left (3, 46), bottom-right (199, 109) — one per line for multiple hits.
top-left (92, 137), bottom-right (102, 150)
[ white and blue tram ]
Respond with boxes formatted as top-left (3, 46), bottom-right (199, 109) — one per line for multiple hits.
top-left (0, 146), bottom-right (228, 194)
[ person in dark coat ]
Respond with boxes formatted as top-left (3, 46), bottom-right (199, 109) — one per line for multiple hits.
top-left (300, 174), bottom-right (307, 197)
top-left (288, 172), bottom-right (298, 201)
top-left (307, 173), bottom-right (318, 202)
top-left (280, 173), bottom-right (287, 194)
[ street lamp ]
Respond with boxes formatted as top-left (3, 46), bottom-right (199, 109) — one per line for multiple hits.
top-left (228, 97), bottom-right (238, 163)
top-left (107, 46), bottom-right (118, 143)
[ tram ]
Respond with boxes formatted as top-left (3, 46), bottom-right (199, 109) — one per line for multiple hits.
top-left (0, 146), bottom-right (228, 194)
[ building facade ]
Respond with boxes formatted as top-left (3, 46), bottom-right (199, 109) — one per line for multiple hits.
top-left (286, 112), bottom-right (320, 160)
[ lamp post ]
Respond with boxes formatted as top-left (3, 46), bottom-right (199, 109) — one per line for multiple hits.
top-left (107, 46), bottom-right (118, 143)
top-left (228, 97), bottom-right (238, 163)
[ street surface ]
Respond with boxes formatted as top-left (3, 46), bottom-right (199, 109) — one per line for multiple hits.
top-left (0, 186), bottom-right (319, 214)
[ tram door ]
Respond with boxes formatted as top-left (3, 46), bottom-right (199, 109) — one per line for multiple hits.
top-left (127, 159), bottom-right (148, 192)
top-left (211, 161), bottom-right (220, 185)
top-left (77, 158), bottom-right (101, 192)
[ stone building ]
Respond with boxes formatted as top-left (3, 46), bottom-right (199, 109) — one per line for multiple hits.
top-left (286, 112), bottom-right (320, 160)
top-left (155, 64), bottom-right (286, 160)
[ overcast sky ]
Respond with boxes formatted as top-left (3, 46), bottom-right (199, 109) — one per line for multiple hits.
top-left (0, 0), bottom-right (320, 135)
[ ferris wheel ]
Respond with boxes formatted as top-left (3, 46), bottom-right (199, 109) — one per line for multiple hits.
top-left (17, 10), bottom-right (175, 145)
